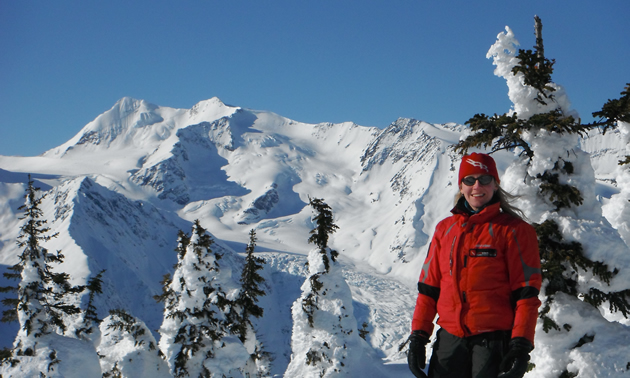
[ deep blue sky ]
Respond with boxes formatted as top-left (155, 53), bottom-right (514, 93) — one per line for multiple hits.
top-left (1, 0), bottom-right (628, 157)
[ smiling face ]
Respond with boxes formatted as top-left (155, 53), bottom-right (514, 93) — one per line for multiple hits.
top-left (460, 174), bottom-right (498, 211)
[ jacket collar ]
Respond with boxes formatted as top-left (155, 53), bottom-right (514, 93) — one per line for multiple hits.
top-left (451, 195), bottom-right (501, 223)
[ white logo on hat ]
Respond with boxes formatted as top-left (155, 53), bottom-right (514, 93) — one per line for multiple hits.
top-left (466, 158), bottom-right (489, 172)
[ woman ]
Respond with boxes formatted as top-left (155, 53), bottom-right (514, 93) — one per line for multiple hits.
top-left (408, 153), bottom-right (542, 378)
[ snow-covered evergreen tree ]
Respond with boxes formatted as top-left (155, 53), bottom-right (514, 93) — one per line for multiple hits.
top-left (156, 220), bottom-right (249, 378)
top-left (0, 175), bottom-right (101, 377)
top-left (285, 198), bottom-right (385, 377)
top-left (236, 230), bottom-right (266, 339)
top-left (235, 229), bottom-right (270, 378)
top-left (97, 308), bottom-right (170, 378)
top-left (455, 17), bottom-right (630, 377)
top-left (74, 269), bottom-right (105, 346)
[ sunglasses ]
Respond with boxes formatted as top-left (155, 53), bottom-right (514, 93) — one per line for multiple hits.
top-left (461, 175), bottom-right (494, 186)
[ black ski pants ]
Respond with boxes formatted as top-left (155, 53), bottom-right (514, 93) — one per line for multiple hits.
top-left (427, 328), bottom-right (510, 378)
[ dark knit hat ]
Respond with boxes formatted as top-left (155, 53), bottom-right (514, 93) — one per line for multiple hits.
top-left (458, 153), bottom-right (500, 184)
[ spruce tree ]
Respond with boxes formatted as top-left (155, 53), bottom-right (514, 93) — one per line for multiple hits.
top-left (307, 197), bottom-right (340, 271)
top-left (75, 269), bottom-right (105, 342)
top-left (453, 17), bottom-right (630, 375)
top-left (454, 17), bottom-right (630, 332)
top-left (153, 230), bottom-right (189, 324)
top-left (286, 198), bottom-right (381, 377)
top-left (235, 229), bottom-right (270, 378)
top-left (156, 220), bottom-right (249, 378)
top-left (0, 176), bottom-right (101, 377)
top-left (301, 197), bottom-right (340, 328)
top-left (0, 178), bottom-right (85, 353)
top-left (234, 229), bottom-right (265, 340)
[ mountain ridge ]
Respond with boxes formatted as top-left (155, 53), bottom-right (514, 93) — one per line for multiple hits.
top-left (2, 96), bottom-right (625, 276)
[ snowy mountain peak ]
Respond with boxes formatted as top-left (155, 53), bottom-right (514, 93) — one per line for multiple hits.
top-left (188, 97), bottom-right (240, 124)
top-left (113, 96), bottom-right (159, 117)
top-left (361, 118), bottom-right (461, 174)
top-left (42, 97), bottom-right (249, 162)
top-left (43, 97), bottom-right (170, 157)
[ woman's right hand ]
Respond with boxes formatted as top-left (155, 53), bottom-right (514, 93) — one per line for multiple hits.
top-left (407, 330), bottom-right (429, 378)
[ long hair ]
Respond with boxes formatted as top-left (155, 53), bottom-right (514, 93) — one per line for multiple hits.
top-left (455, 182), bottom-right (528, 222)
top-left (495, 186), bottom-right (527, 222)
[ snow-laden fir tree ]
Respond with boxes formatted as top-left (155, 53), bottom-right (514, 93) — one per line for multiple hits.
top-left (236, 230), bottom-right (266, 337)
top-left (155, 220), bottom-right (249, 378)
top-left (454, 17), bottom-right (630, 377)
top-left (235, 229), bottom-right (270, 377)
top-left (74, 269), bottom-right (105, 346)
top-left (285, 198), bottom-right (385, 377)
top-left (97, 308), bottom-right (170, 378)
top-left (0, 175), bottom-right (101, 377)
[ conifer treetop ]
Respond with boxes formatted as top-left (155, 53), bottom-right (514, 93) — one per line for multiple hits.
top-left (456, 18), bottom-right (628, 160)
top-left (307, 197), bottom-right (340, 273)
top-left (510, 15), bottom-right (556, 105)
top-left (308, 197), bottom-right (339, 251)
top-left (17, 175), bottom-right (59, 261)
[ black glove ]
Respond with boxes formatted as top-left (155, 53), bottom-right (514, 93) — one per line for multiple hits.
top-left (498, 337), bottom-right (533, 378)
top-left (407, 330), bottom-right (429, 378)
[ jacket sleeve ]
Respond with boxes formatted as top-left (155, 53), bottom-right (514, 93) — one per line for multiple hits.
top-left (411, 230), bottom-right (442, 334)
top-left (506, 222), bottom-right (542, 344)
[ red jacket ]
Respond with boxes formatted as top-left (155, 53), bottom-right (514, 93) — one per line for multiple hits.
top-left (412, 199), bottom-right (542, 343)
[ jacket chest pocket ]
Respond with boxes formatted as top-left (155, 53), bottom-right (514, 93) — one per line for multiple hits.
top-left (466, 248), bottom-right (507, 290)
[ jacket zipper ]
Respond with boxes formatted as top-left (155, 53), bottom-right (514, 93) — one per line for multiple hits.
top-left (452, 233), bottom-right (470, 336)
top-left (449, 236), bottom-right (457, 276)
top-left (458, 225), bottom-right (470, 336)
